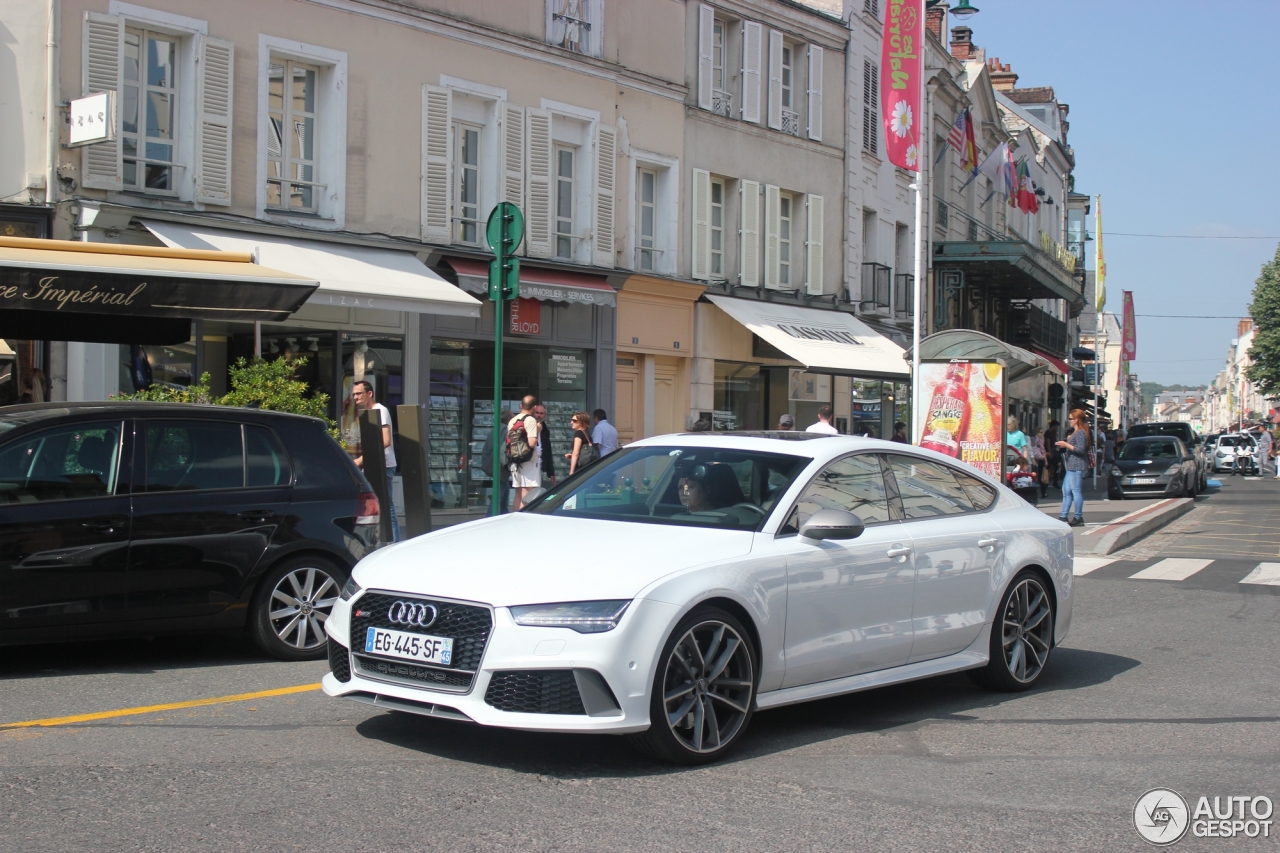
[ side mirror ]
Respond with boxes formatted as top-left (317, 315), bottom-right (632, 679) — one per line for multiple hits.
top-left (800, 509), bottom-right (865, 541)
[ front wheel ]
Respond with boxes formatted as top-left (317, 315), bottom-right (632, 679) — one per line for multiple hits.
top-left (248, 555), bottom-right (347, 660)
top-left (969, 570), bottom-right (1055, 692)
top-left (629, 607), bottom-right (758, 765)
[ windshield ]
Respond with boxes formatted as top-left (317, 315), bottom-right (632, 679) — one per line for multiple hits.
top-left (1216, 435), bottom-right (1252, 448)
top-left (1118, 439), bottom-right (1183, 460)
top-left (525, 445), bottom-right (809, 531)
top-left (1128, 424), bottom-right (1192, 442)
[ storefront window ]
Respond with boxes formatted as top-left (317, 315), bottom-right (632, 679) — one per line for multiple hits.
top-left (119, 341), bottom-right (197, 395)
top-left (430, 342), bottom-right (470, 511)
top-left (714, 362), bottom-right (765, 431)
top-left (893, 381), bottom-right (911, 436)
top-left (339, 334), bottom-right (403, 448)
top-left (850, 379), bottom-right (882, 437)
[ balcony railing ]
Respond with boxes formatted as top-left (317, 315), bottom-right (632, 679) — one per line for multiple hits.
top-left (1009, 302), bottom-right (1069, 357)
top-left (894, 273), bottom-right (914, 320)
top-left (781, 108), bottom-right (801, 137)
top-left (712, 89), bottom-right (733, 118)
top-left (860, 262), bottom-right (891, 313)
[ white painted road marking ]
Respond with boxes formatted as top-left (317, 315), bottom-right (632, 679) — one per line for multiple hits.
top-left (1072, 557), bottom-right (1116, 576)
top-left (1129, 558), bottom-right (1213, 581)
top-left (1240, 563), bottom-right (1280, 586)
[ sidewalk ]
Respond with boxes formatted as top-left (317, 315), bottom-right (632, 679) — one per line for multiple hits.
top-left (1032, 476), bottom-right (1199, 556)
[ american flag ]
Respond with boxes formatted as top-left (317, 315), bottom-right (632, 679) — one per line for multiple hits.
top-left (947, 108), bottom-right (968, 153)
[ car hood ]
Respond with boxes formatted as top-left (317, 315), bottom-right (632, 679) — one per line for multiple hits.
top-left (351, 513), bottom-right (757, 607)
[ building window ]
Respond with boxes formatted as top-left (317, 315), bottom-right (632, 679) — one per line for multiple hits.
top-left (637, 168), bottom-right (657, 271)
top-left (555, 144), bottom-right (576, 259)
top-left (864, 0), bottom-right (880, 18)
top-left (779, 193), bottom-right (793, 287)
top-left (122, 28), bottom-right (178, 193)
top-left (710, 177), bottom-right (726, 278)
top-left (547, 0), bottom-right (603, 58)
top-left (713, 21), bottom-right (725, 91)
top-left (456, 122), bottom-right (482, 244)
top-left (266, 59), bottom-right (320, 213)
top-left (862, 60), bottom-right (878, 156)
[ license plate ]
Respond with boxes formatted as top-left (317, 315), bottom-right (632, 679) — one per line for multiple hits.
top-left (1129, 478), bottom-right (1156, 485)
top-left (365, 626), bottom-right (453, 666)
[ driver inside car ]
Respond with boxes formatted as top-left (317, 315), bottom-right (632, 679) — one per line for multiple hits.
top-left (678, 463), bottom-right (746, 514)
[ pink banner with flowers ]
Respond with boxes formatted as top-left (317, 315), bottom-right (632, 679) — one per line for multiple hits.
top-left (880, 0), bottom-right (923, 171)
top-left (1122, 290), bottom-right (1136, 361)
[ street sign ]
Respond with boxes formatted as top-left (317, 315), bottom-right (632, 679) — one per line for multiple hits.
top-left (485, 202), bottom-right (525, 518)
top-left (486, 202), bottom-right (524, 302)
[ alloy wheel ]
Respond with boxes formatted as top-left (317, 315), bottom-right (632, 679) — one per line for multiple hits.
top-left (269, 567), bottom-right (339, 650)
top-left (1000, 577), bottom-right (1053, 684)
top-left (661, 620), bottom-right (754, 754)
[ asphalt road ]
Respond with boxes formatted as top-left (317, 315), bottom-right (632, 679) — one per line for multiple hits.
top-left (2, 477), bottom-right (1278, 852)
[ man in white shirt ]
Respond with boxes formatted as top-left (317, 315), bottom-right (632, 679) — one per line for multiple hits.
top-left (592, 408), bottom-right (619, 455)
top-left (806, 405), bottom-right (839, 435)
top-left (352, 380), bottom-right (400, 542)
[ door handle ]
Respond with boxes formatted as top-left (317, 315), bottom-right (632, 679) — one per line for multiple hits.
top-left (82, 517), bottom-right (125, 534)
top-left (978, 537), bottom-right (1003, 550)
top-left (237, 510), bottom-right (276, 522)
top-left (886, 546), bottom-right (913, 559)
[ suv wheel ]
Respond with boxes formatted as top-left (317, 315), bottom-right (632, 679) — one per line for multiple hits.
top-left (629, 607), bottom-right (757, 765)
top-left (249, 555), bottom-right (347, 660)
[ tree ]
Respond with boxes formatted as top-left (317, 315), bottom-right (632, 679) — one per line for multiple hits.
top-left (1246, 244), bottom-right (1280, 397)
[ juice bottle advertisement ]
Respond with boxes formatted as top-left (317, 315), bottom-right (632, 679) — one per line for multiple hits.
top-left (916, 360), bottom-right (1005, 478)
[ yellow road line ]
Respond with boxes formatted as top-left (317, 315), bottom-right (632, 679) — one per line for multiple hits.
top-left (0, 683), bottom-right (321, 730)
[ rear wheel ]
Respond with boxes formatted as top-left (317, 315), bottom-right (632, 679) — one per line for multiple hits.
top-left (249, 555), bottom-right (347, 660)
top-left (969, 570), bottom-right (1055, 692)
top-left (629, 607), bottom-right (757, 765)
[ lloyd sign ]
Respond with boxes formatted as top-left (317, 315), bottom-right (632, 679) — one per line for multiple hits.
top-left (68, 92), bottom-right (116, 147)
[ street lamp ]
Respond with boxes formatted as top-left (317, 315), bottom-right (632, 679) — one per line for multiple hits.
top-left (926, 0), bottom-right (980, 16)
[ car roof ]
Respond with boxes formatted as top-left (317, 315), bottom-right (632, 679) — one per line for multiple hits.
top-left (0, 401), bottom-right (324, 426)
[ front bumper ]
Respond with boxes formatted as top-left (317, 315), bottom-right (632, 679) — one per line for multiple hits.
top-left (1107, 473), bottom-right (1180, 496)
top-left (322, 591), bottom-right (679, 734)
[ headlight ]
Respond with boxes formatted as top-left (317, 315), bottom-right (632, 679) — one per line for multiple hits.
top-left (340, 576), bottom-right (362, 601)
top-left (510, 600), bottom-right (631, 633)
top-left (1109, 466), bottom-right (1122, 476)
top-left (1164, 464), bottom-right (1181, 475)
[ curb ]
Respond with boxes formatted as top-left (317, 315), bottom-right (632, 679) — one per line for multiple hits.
top-left (1075, 497), bottom-right (1196, 556)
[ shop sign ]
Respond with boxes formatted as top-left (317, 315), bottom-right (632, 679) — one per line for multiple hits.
top-left (916, 359), bottom-right (1006, 478)
top-left (509, 297), bottom-right (541, 335)
top-left (68, 92), bottom-right (116, 147)
top-left (546, 349), bottom-right (586, 390)
top-left (520, 283), bottom-right (611, 305)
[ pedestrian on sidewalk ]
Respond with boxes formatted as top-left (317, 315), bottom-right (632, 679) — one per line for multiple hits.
top-left (533, 403), bottom-right (557, 486)
top-left (890, 421), bottom-right (909, 443)
top-left (806, 405), bottom-right (838, 434)
top-left (591, 409), bottom-right (619, 456)
top-left (566, 411), bottom-right (599, 475)
top-left (1031, 427), bottom-right (1049, 498)
top-left (508, 396), bottom-right (541, 511)
top-left (351, 380), bottom-right (400, 542)
top-left (1055, 408), bottom-right (1090, 527)
top-left (479, 409), bottom-right (513, 513)
top-left (1006, 416), bottom-right (1029, 468)
top-left (1044, 419), bottom-right (1062, 490)
top-left (1254, 427), bottom-right (1271, 476)
top-left (777, 413), bottom-right (795, 430)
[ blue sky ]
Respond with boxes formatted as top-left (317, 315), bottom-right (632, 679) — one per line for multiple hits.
top-left (959, 0), bottom-right (1280, 386)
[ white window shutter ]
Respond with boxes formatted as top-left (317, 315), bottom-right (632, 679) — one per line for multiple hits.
top-left (588, 0), bottom-right (605, 58)
top-left (592, 123), bottom-right (616, 268)
top-left (525, 107), bottom-right (554, 259)
top-left (807, 44), bottom-right (824, 142)
top-left (500, 102), bottom-right (525, 253)
top-left (697, 5), bottom-right (714, 111)
top-left (691, 168), bottom-right (711, 281)
top-left (763, 183), bottom-right (781, 289)
top-left (806, 194), bottom-right (824, 294)
top-left (420, 84), bottom-right (452, 244)
top-left (741, 21), bottom-right (762, 124)
top-left (767, 30), bottom-right (783, 131)
top-left (81, 12), bottom-right (123, 190)
top-left (194, 35), bottom-right (234, 205)
top-left (739, 179), bottom-right (760, 287)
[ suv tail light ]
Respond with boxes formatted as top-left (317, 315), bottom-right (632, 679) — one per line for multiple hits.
top-left (355, 491), bottom-right (380, 526)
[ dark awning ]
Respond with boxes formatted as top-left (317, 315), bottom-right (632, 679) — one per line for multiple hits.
top-left (934, 239), bottom-right (1084, 308)
top-left (0, 236), bottom-right (318, 337)
top-left (446, 257), bottom-right (617, 307)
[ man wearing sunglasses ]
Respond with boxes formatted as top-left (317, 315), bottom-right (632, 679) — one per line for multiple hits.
top-left (352, 380), bottom-right (399, 542)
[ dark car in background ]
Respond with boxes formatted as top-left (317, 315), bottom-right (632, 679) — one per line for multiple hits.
top-left (0, 403), bottom-right (379, 659)
top-left (1107, 435), bottom-right (1199, 499)
top-left (1126, 421), bottom-right (1208, 491)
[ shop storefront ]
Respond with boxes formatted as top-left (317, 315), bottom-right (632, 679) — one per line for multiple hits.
top-left (419, 258), bottom-right (617, 521)
top-left (614, 276), bottom-right (705, 444)
top-left (695, 295), bottom-right (910, 435)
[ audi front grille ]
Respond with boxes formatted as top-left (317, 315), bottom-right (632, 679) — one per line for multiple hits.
top-left (349, 591), bottom-right (493, 693)
top-left (484, 670), bottom-right (587, 715)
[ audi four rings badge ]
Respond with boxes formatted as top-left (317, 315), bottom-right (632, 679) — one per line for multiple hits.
top-left (388, 601), bottom-right (438, 628)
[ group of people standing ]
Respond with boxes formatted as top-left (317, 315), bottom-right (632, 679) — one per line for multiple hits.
top-left (1005, 411), bottom-right (1096, 527)
top-left (504, 396), bottom-right (619, 511)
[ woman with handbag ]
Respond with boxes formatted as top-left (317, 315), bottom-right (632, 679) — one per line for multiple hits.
top-left (1054, 409), bottom-right (1090, 527)
top-left (566, 411), bottom-right (600, 476)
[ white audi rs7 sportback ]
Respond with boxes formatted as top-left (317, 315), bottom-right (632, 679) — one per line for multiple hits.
top-left (323, 432), bottom-right (1073, 763)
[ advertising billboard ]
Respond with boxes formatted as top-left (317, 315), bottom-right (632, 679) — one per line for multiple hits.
top-left (915, 360), bottom-right (1006, 478)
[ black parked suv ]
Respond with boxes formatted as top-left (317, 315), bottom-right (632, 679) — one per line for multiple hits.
top-left (0, 403), bottom-right (380, 659)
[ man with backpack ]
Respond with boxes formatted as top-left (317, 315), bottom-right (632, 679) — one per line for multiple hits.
top-left (508, 395), bottom-right (541, 511)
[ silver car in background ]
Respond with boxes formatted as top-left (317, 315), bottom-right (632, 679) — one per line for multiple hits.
top-left (1211, 433), bottom-right (1256, 473)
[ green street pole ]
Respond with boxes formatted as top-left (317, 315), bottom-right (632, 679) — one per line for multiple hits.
top-left (486, 202), bottom-right (524, 517)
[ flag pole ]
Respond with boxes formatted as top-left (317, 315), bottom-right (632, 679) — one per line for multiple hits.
top-left (910, 0), bottom-right (926, 445)
top-left (1093, 194), bottom-right (1101, 489)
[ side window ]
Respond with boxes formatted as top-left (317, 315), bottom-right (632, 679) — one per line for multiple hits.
top-left (951, 467), bottom-right (997, 511)
top-left (246, 426), bottom-right (293, 487)
top-left (145, 421), bottom-right (244, 492)
top-left (885, 454), bottom-right (975, 518)
top-left (0, 422), bottom-right (122, 503)
top-left (782, 453), bottom-right (891, 534)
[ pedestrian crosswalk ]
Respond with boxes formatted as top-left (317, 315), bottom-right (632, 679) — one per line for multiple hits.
top-left (1071, 556), bottom-right (1280, 593)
